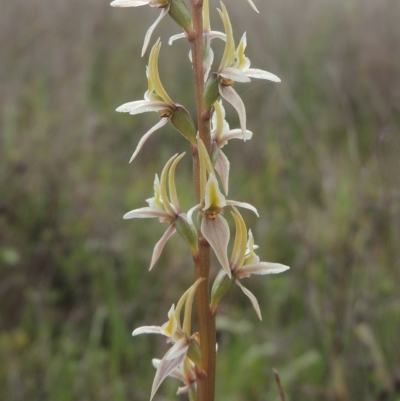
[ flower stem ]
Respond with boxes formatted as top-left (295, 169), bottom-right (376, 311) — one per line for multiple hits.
top-left (189, 1), bottom-right (216, 401)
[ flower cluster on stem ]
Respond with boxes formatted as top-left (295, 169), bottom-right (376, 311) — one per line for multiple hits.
top-left (110, 1), bottom-right (289, 400)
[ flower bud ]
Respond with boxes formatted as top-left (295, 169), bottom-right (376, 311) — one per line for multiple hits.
top-left (170, 105), bottom-right (197, 145)
top-left (168, 0), bottom-right (192, 34)
top-left (210, 269), bottom-right (233, 314)
top-left (175, 213), bottom-right (199, 254)
top-left (203, 73), bottom-right (219, 109)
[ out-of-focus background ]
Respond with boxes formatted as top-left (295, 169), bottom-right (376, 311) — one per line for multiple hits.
top-left (1, 0), bottom-right (399, 400)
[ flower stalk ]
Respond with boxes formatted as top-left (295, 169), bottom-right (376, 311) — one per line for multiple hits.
top-left (110, 1), bottom-right (288, 401)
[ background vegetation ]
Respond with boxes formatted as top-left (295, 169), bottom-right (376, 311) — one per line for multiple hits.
top-left (1, 0), bottom-right (399, 400)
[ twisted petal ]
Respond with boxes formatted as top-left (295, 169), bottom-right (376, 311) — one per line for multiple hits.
top-left (149, 225), bottom-right (177, 270)
top-left (230, 208), bottom-right (247, 271)
top-left (235, 279), bottom-right (262, 320)
top-left (219, 85), bottom-right (247, 140)
top-left (150, 350), bottom-right (186, 401)
top-left (148, 39), bottom-right (174, 105)
top-left (142, 7), bottom-right (169, 56)
top-left (129, 116), bottom-right (169, 162)
top-left (218, 2), bottom-right (235, 70)
top-left (168, 153), bottom-right (185, 212)
top-left (226, 199), bottom-right (259, 217)
top-left (201, 215), bottom-right (231, 278)
top-left (182, 278), bottom-right (204, 338)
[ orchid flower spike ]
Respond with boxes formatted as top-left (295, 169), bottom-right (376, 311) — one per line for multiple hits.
top-left (188, 138), bottom-right (259, 278)
top-left (211, 100), bottom-right (253, 194)
top-left (216, 2), bottom-right (281, 138)
top-left (110, 0), bottom-right (192, 56)
top-left (211, 207), bottom-right (290, 320)
top-left (124, 153), bottom-right (198, 270)
top-left (116, 40), bottom-right (196, 162)
top-left (132, 278), bottom-right (204, 401)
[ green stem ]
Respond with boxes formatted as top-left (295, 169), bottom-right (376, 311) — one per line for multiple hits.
top-left (189, 1), bottom-right (216, 401)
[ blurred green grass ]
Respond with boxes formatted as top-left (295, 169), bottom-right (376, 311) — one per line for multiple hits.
top-left (1, 0), bottom-right (399, 400)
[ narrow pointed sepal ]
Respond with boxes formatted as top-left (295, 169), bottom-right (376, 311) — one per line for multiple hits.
top-left (150, 351), bottom-right (186, 401)
top-left (170, 105), bottom-right (197, 144)
top-left (201, 215), bottom-right (231, 277)
top-left (149, 225), bottom-right (177, 270)
top-left (235, 279), bottom-right (263, 320)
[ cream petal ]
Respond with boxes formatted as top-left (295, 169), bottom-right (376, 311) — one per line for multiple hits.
top-left (149, 225), bottom-right (177, 271)
top-left (245, 68), bottom-right (281, 82)
top-left (129, 117), bottom-right (169, 162)
top-left (226, 200), bottom-right (259, 217)
top-left (142, 7), bottom-right (169, 57)
top-left (201, 216), bottom-right (231, 278)
top-left (110, 0), bottom-right (149, 7)
top-left (128, 102), bottom-right (172, 115)
top-left (123, 206), bottom-right (171, 220)
top-left (132, 325), bottom-right (162, 336)
top-left (235, 279), bottom-right (262, 320)
top-left (219, 85), bottom-right (247, 139)
top-left (237, 262), bottom-right (290, 278)
top-left (116, 100), bottom-right (171, 115)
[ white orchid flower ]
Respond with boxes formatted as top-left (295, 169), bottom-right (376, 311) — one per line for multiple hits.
top-left (116, 40), bottom-right (196, 162)
top-left (217, 2), bottom-right (280, 138)
top-left (132, 278), bottom-right (203, 400)
top-left (188, 138), bottom-right (258, 279)
top-left (124, 153), bottom-right (198, 270)
top-left (211, 207), bottom-right (290, 320)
